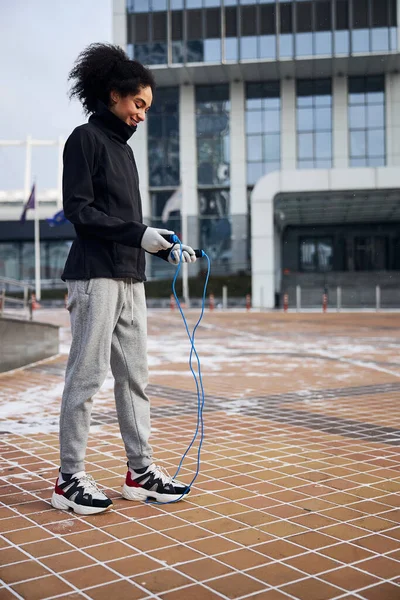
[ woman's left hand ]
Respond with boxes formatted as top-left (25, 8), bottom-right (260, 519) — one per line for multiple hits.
top-left (168, 244), bottom-right (197, 264)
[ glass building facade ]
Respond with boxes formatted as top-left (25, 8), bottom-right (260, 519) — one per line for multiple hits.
top-left (195, 85), bottom-right (231, 271)
top-left (83, 0), bottom-right (400, 291)
top-left (127, 0), bottom-right (397, 64)
top-left (348, 75), bottom-right (386, 167)
top-left (245, 82), bottom-right (281, 185)
top-left (0, 241), bottom-right (72, 281)
top-left (147, 86), bottom-right (180, 187)
top-left (296, 79), bottom-right (333, 169)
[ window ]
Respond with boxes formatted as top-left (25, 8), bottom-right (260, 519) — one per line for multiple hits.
top-left (199, 189), bottom-right (232, 272)
top-left (297, 79), bottom-right (332, 169)
top-left (0, 243), bottom-right (19, 279)
top-left (300, 237), bottom-right (333, 271)
top-left (0, 241), bottom-right (73, 281)
top-left (147, 87), bottom-right (180, 186)
top-left (354, 236), bottom-right (388, 270)
top-left (196, 85), bottom-right (230, 186)
top-left (348, 76), bottom-right (385, 167)
top-left (246, 82), bottom-right (281, 185)
top-left (126, 0), bottom-right (397, 65)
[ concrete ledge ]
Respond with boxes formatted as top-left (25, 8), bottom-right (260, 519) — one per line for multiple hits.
top-left (0, 318), bottom-right (59, 373)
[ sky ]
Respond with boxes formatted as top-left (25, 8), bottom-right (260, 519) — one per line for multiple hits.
top-left (0, 0), bottom-right (112, 190)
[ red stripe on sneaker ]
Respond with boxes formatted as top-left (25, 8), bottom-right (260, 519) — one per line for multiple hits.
top-left (54, 481), bottom-right (66, 496)
top-left (126, 470), bottom-right (142, 488)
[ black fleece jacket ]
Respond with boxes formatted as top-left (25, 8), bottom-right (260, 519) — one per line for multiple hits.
top-left (61, 104), bottom-right (167, 282)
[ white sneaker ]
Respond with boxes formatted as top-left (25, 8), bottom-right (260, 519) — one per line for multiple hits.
top-left (122, 463), bottom-right (190, 503)
top-left (51, 471), bottom-right (112, 515)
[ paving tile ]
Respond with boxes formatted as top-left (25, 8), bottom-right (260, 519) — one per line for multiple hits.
top-left (41, 550), bottom-right (96, 572)
top-left (352, 534), bottom-right (400, 554)
top-left (225, 529), bottom-right (274, 547)
top-left (0, 587), bottom-right (24, 600)
top-left (160, 584), bottom-right (225, 599)
top-left (281, 577), bottom-right (343, 600)
top-left (148, 544), bottom-right (204, 566)
top-left (61, 564), bottom-right (117, 588)
top-left (218, 548), bottom-right (270, 570)
top-left (283, 551), bottom-right (342, 575)
top-left (131, 568), bottom-right (193, 594)
top-left (288, 531), bottom-right (338, 550)
top-left (320, 565), bottom-right (380, 590)
top-left (176, 557), bottom-right (234, 580)
top-left (206, 572), bottom-right (266, 598)
top-left (238, 591), bottom-right (294, 600)
top-left (247, 562), bottom-right (304, 586)
top-left (0, 560), bottom-right (50, 584)
top-left (188, 536), bottom-right (241, 555)
top-left (21, 537), bottom-right (72, 557)
top-left (12, 575), bottom-right (74, 600)
top-left (3, 527), bottom-right (51, 545)
top-left (355, 556), bottom-right (400, 579)
top-left (359, 582), bottom-right (400, 599)
top-left (253, 540), bottom-right (306, 560)
top-left (0, 547), bottom-right (27, 566)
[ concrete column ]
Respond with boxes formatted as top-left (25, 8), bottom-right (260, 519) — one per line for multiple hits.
top-left (281, 79), bottom-right (296, 170)
top-left (333, 76), bottom-right (349, 168)
top-left (274, 224), bottom-right (282, 297)
top-left (179, 85), bottom-right (198, 247)
top-left (398, 0), bottom-right (400, 49)
top-left (230, 80), bottom-right (247, 272)
top-left (130, 122), bottom-right (150, 220)
top-left (386, 73), bottom-right (400, 166)
top-left (251, 191), bottom-right (275, 308)
top-left (113, 0), bottom-right (126, 48)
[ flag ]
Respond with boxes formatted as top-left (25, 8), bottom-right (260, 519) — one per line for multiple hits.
top-left (20, 184), bottom-right (35, 223)
top-left (161, 187), bottom-right (182, 223)
top-left (46, 209), bottom-right (68, 227)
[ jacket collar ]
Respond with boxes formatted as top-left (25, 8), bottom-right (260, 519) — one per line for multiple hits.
top-left (89, 101), bottom-right (137, 144)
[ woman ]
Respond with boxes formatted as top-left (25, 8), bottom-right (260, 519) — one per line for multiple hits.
top-left (51, 43), bottom-right (196, 515)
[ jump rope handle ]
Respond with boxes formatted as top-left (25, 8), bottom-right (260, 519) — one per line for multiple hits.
top-left (162, 234), bottom-right (204, 259)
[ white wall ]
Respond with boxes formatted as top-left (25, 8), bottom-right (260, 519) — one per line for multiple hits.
top-left (333, 76), bottom-right (349, 168)
top-left (130, 123), bottom-right (150, 220)
top-left (281, 79), bottom-right (297, 169)
top-left (112, 0), bottom-right (126, 48)
top-left (386, 72), bottom-right (400, 167)
top-left (179, 84), bottom-right (199, 248)
top-left (230, 80), bottom-right (248, 271)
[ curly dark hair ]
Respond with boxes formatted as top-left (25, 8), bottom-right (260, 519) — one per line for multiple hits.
top-left (68, 43), bottom-right (156, 114)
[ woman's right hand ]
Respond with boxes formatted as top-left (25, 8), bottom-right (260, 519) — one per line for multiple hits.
top-left (141, 227), bottom-right (175, 253)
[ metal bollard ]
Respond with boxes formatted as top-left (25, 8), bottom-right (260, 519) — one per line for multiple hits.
top-left (283, 293), bottom-right (289, 313)
top-left (209, 293), bottom-right (215, 311)
top-left (222, 286), bottom-right (228, 310)
top-left (322, 292), bottom-right (328, 313)
top-left (246, 294), bottom-right (251, 311)
top-left (337, 286), bottom-right (341, 312)
top-left (296, 285), bottom-right (301, 312)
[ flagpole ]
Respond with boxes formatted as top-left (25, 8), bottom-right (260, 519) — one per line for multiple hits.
top-left (24, 136), bottom-right (41, 300)
top-left (34, 191), bottom-right (41, 300)
top-left (24, 135), bottom-right (32, 214)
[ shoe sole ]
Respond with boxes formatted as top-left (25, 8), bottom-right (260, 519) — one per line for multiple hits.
top-left (122, 483), bottom-right (190, 503)
top-left (51, 492), bottom-right (112, 515)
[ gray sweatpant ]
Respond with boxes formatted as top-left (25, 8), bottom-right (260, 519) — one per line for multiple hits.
top-left (60, 278), bottom-right (152, 474)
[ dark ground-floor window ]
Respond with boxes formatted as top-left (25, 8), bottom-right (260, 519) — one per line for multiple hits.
top-left (354, 236), bottom-right (388, 271)
top-left (0, 240), bottom-right (73, 281)
top-left (300, 237), bottom-right (333, 272)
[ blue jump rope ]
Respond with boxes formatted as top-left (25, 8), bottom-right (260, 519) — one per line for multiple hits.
top-left (146, 234), bottom-right (211, 504)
